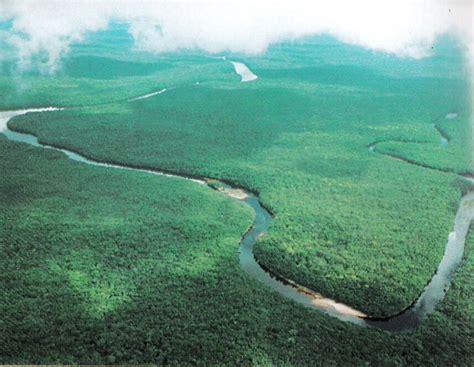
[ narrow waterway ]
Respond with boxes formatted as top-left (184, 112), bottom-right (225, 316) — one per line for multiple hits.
top-left (128, 88), bottom-right (168, 102)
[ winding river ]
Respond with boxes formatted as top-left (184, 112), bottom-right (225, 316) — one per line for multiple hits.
top-left (1, 108), bottom-right (472, 332)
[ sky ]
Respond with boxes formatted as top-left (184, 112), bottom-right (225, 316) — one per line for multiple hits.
top-left (0, 0), bottom-right (472, 73)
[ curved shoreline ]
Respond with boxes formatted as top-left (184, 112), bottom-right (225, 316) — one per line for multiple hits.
top-left (1, 108), bottom-right (472, 332)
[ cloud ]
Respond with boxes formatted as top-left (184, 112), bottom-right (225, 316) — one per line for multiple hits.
top-left (0, 0), bottom-right (472, 73)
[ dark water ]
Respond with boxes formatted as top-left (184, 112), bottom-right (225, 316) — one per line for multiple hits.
top-left (2, 109), bottom-right (472, 332)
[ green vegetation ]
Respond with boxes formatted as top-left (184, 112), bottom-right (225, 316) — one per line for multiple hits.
top-left (375, 107), bottom-right (472, 174)
top-left (1, 29), bottom-right (472, 364)
top-left (9, 50), bottom-right (470, 316)
top-left (0, 56), bottom-right (235, 109)
top-left (0, 137), bottom-right (474, 365)
top-left (1, 135), bottom-right (473, 365)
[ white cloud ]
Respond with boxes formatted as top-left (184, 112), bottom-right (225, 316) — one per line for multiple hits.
top-left (0, 0), bottom-right (472, 73)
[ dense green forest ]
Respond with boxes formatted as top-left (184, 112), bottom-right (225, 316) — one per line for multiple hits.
top-left (8, 41), bottom-right (470, 316)
top-left (1, 137), bottom-right (473, 365)
top-left (1, 29), bottom-right (472, 364)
